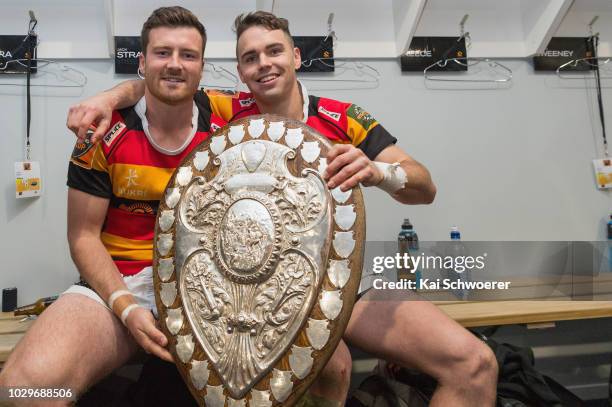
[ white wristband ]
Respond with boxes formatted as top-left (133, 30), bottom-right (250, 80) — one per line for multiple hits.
top-left (120, 303), bottom-right (140, 326)
top-left (108, 289), bottom-right (132, 310)
top-left (373, 161), bottom-right (408, 194)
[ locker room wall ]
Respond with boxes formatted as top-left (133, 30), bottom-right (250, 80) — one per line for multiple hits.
top-left (0, 58), bottom-right (610, 303)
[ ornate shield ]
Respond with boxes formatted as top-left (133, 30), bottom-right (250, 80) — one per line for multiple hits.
top-left (153, 114), bottom-right (365, 406)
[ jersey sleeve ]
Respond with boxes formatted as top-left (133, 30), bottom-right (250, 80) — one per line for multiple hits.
top-left (201, 89), bottom-right (238, 121)
top-left (346, 104), bottom-right (397, 160)
top-left (67, 136), bottom-right (112, 198)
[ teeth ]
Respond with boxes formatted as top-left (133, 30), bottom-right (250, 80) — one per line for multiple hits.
top-left (259, 74), bottom-right (278, 83)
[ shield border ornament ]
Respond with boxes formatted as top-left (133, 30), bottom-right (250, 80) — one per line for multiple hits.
top-left (153, 114), bottom-right (365, 406)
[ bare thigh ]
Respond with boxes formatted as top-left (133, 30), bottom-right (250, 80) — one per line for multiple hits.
top-left (344, 289), bottom-right (482, 381)
top-left (0, 293), bottom-right (139, 395)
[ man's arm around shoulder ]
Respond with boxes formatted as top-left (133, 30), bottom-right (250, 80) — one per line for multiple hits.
top-left (67, 80), bottom-right (145, 143)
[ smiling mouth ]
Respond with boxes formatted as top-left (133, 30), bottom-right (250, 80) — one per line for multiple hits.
top-left (162, 77), bottom-right (185, 83)
top-left (257, 73), bottom-right (279, 83)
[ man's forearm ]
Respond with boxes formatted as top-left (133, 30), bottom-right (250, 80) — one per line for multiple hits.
top-left (391, 159), bottom-right (437, 205)
top-left (104, 79), bottom-right (145, 110)
top-left (68, 234), bottom-right (128, 304)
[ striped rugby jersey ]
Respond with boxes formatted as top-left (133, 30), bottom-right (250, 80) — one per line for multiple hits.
top-left (67, 83), bottom-right (395, 276)
top-left (67, 95), bottom-right (226, 276)
top-left (200, 82), bottom-right (397, 160)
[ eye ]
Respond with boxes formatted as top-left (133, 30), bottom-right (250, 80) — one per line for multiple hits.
top-left (244, 55), bottom-right (255, 64)
top-left (156, 50), bottom-right (169, 57)
top-left (270, 48), bottom-right (282, 55)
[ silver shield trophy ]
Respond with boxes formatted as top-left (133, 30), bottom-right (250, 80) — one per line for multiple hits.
top-left (153, 114), bottom-right (365, 406)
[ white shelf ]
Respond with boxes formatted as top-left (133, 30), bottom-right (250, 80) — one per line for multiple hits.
top-left (0, 0), bottom-right (109, 59)
top-left (265, 0), bottom-right (397, 59)
top-left (553, 0), bottom-right (612, 56)
top-left (0, 0), bottom-right (610, 60)
top-left (411, 0), bottom-right (572, 58)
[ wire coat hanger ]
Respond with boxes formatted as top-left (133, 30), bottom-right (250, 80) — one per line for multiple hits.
top-left (299, 58), bottom-right (380, 84)
top-left (556, 18), bottom-right (611, 80)
top-left (200, 62), bottom-right (238, 90)
top-left (423, 14), bottom-right (513, 85)
top-left (0, 58), bottom-right (88, 87)
top-left (424, 57), bottom-right (513, 83)
top-left (556, 57), bottom-right (611, 79)
top-left (0, 12), bottom-right (87, 88)
top-left (299, 12), bottom-right (379, 86)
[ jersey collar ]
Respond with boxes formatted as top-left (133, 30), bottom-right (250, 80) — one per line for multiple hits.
top-left (251, 80), bottom-right (308, 122)
top-left (135, 96), bottom-right (199, 156)
top-left (298, 80), bottom-right (309, 123)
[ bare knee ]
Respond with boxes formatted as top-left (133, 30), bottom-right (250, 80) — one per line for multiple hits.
top-left (0, 362), bottom-right (72, 407)
top-left (321, 341), bottom-right (352, 385)
top-left (441, 339), bottom-right (498, 392)
top-left (1, 348), bottom-right (76, 392)
top-left (309, 340), bottom-right (352, 402)
top-left (0, 295), bottom-right (136, 399)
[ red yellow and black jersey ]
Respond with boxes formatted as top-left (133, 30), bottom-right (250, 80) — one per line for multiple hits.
top-left (199, 85), bottom-right (397, 160)
top-left (67, 95), bottom-right (225, 276)
top-left (67, 86), bottom-right (395, 276)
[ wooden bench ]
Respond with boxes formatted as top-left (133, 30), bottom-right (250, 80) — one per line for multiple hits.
top-left (3, 300), bottom-right (612, 366)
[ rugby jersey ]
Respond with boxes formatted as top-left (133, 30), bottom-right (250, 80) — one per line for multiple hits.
top-left (199, 82), bottom-right (397, 160)
top-left (67, 95), bottom-right (226, 276)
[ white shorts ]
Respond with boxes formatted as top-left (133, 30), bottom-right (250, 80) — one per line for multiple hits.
top-left (62, 266), bottom-right (158, 318)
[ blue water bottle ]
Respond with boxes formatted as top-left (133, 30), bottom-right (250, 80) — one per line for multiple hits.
top-left (449, 226), bottom-right (469, 299)
top-left (398, 219), bottom-right (419, 286)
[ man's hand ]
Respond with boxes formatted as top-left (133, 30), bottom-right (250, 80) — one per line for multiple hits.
top-left (125, 306), bottom-right (174, 363)
top-left (324, 144), bottom-right (383, 191)
top-left (67, 94), bottom-right (114, 143)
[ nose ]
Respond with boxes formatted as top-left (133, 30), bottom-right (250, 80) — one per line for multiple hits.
top-left (167, 51), bottom-right (182, 70)
top-left (258, 53), bottom-right (272, 70)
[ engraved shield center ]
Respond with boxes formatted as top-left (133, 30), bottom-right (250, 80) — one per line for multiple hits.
top-left (175, 140), bottom-right (332, 399)
top-left (220, 199), bottom-right (274, 273)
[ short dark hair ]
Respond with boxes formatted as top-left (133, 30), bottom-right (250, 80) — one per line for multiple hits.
top-left (233, 11), bottom-right (293, 54)
top-left (141, 6), bottom-right (207, 56)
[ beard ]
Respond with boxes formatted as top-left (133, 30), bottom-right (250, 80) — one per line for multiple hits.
top-left (145, 74), bottom-right (198, 106)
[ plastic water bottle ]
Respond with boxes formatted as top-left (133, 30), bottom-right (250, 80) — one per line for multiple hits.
top-left (398, 219), bottom-right (419, 286)
top-left (450, 226), bottom-right (461, 241)
top-left (449, 226), bottom-right (469, 299)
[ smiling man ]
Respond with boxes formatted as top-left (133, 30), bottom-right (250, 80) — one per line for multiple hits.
top-left (63, 10), bottom-right (497, 407)
top-left (0, 7), bottom-right (216, 401)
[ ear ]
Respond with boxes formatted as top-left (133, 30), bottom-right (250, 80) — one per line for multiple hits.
top-left (197, 58), bottom-right (204, 83)
top-left (236, 62), bottom-right (246, 84)
top-left (138, 53), bottom-right (145, 76)
top-left (293, 46), bottom-right (301, 70)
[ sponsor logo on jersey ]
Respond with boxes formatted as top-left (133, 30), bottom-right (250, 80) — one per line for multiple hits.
top-left (103, 122), bottom-right (127, 147)
top-left (117, 168), bottom-right (147, 199)
top-left (318, 106), bottom-right (341, 122)
top-left (239, 97), bottom-right (256, 107)
top-left (211, 123), bottom-right (221, 132)
top-left (119, 201), bottom-right (154, 215)
top-left (70, 128), bottom-right (96, 169)
top-left (347, 104), bottom-right (376, 130)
